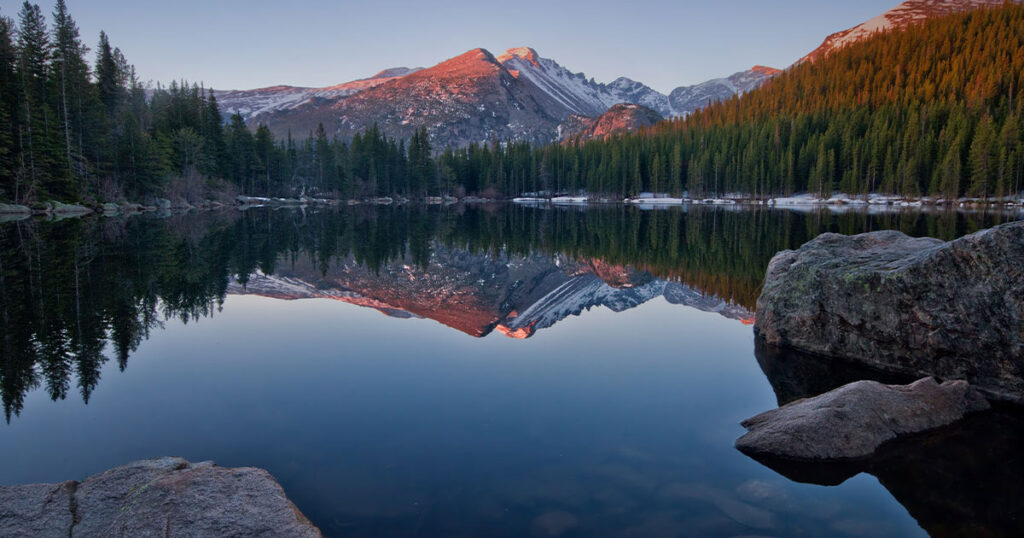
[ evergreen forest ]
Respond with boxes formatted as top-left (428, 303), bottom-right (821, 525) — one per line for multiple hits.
top-left (1, 2), bottom-right (1022, 204)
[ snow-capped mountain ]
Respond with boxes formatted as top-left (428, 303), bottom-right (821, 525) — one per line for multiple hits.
top-left (212, 2), bottom-right (1009, 146)
top-left (800, 0), bottom-right (1008, 63)
top-left (214, 67), bottom-right (422, 124)
top-left (225, 246), bottom-right (753, 339)
top-left (668, 66), bottom-right (781, 116)
top-left (496, 47), bottom-right (672, 117)
top-left (558, 103), bottom-right (664, 142)
top-left (497, 48), bottom-right (777, 118)
top-left (213, 46), bottom-right (779, 146)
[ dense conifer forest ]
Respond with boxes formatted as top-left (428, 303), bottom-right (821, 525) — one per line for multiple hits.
top-left (1, 2), bottom-right (1022, 204)
top-left (461, 3), bottom-right (1024, 199)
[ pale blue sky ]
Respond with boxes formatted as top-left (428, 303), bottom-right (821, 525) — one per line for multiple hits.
top-left (0, 0), bottom-right (899, 93)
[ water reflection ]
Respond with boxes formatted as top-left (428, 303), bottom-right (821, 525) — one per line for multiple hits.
top-left (0, 205), bottom-right (1016, 422)
top-left (749, 341), bottom-right (1024, 537)
top-left (1, 204), bottom-right (1021, 536)
top-left (228, 249), bottom-right (754, 339)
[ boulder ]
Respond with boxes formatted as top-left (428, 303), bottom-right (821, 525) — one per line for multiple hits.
top-left (739, 408), bottom-right (1024, 536)
top-left (0, 457), bottom-right (321, 537)
top-left (754, 221), bottom-right (1024, 401)
top-left (736, 377), bottom-right (989, 461)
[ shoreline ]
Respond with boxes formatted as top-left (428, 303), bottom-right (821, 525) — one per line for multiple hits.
top-left (2, 193), bottom-right (1023, 223)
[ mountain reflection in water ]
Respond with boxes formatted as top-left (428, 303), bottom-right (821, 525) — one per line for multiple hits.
top-left (0, 204), bottom-right (1014, 421)
top-left (1, 204), bottom-right (1021, 537)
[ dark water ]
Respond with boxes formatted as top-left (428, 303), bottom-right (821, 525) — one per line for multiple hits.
top-left (0, 205), bottom-right (1021, 537)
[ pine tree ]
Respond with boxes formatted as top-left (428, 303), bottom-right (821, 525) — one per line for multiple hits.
top-left (969, 116), bottom-right (997, 198)
top-left (254, 124), bottom-right (273, 195)
top-left (201, 89), bottom-right (226, 177)
top-left (16, 1), bottom-right (54, 200)
top-left (49, 0), bottom-right (89, 194)
top-left (0, 11), bottom-right (18, 197)
top-left (95, 31), bottom-right (118, 113)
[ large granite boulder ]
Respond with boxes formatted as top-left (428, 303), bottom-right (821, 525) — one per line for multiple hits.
top-left (0, 457), bottom-right (321, 537)
top-left (736, 377), bottom-right (989, 460)
top-left (754, 221), bottom-right (1024, 401)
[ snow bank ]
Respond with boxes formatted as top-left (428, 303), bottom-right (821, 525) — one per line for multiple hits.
top-left (551, 196), bottom-right (590, 204)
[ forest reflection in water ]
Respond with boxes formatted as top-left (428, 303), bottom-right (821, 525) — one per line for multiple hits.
top-left (2, 204), bottom-right (1023, 537)
top-left (0, 204), bottom-right (1016, 421)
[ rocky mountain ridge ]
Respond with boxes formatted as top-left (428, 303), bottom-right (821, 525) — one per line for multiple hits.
top-left (212, 1), bottom-right (1009, 147)
top-left (557, 103), bottom-right (664, 142)
top-left (214, 47), bottom-right (778, 146)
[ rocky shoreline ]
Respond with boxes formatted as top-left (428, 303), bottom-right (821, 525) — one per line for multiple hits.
top-left (0, 458), bottom-right (321, 537)
top-left (753, 220), bottom-right (1024, 402)
top-left (4, 192), bottom-right (1022, 222)
top-left (738, 220), bottom-right (1022, 467)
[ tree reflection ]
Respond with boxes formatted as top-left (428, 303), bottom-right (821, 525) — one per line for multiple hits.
top-left (0, 205), bottom-right (1015, 421)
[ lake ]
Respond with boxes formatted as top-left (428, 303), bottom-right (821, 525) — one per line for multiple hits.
top-left (1, 204), bottom-right (1021, 537)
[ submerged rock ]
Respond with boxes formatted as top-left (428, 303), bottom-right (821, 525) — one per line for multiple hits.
top-left (754, 221), bottom-right (1024, 401)
top-left (0, 457), bottom-right (321, 537)
top-left (736, 377), bottom-right (989, 460)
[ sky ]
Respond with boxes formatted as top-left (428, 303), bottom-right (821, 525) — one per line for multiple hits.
top-left (0, 0), bottom-right (901, 93)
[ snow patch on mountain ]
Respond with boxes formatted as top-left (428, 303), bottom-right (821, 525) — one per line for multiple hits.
top-left (800, 0), bottom-right (1009, 63)
top-left (668, 66), bottom-right (780, 117)
top-left (215, 67), bottom-right (422, 122)
top-left (496, 47), bottom-right (669, 117)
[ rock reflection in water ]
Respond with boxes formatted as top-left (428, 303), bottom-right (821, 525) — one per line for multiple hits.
top-left (749, 341), bottom-right (1024, 537)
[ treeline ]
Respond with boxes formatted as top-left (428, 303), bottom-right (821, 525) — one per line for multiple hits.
top-left (261, 3), bottom-right (1024, 200)
top-left (0, 1), bottom-right (441, 203)
top-left (3, 2), bottom-right (1023, 204)
top-left (0, 0), bottom-right (158, 202)
top-left (452, 3), bottom-right (1024, 199)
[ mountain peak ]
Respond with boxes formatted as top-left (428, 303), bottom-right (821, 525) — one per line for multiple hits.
top-left (425, 48), bottom-right (504, 76)
top-left (450, 47), bottom-right (499, 64)
top-left (497, 46), bottom-right (541, 67)
top-left (369, 67), bottom-right (422, 80)
top-left (751, 65), bottom-right (782, 76)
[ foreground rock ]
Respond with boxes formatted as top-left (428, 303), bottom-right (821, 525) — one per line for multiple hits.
top-left (0, 457), bottom-right (321, 537)
top-left (736, 377), bottom-right (989, 460)
top-left (754, 221), bottom-right (1024, 401)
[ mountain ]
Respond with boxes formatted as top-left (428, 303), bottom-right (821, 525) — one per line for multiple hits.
top-left (215, 47), bottom-right (779, 146)
top-left (214, 67), bottom-right (421, 124)
top-left (226, 48), bottom-right (574, 146)
top-left (496, 47), bottom-right (672, 117)
top-left (558, 103), bottom-right (664, 142)
top-left (226, 246), bottom-right (753, 339)
top-left (800, 0), bottom-right (1008, 63)
top-left (668, 66), bottom-right (781, 116)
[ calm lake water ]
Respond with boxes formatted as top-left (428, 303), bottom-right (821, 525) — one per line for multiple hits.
top-left (1, 204), bottom-right (1021, 537)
